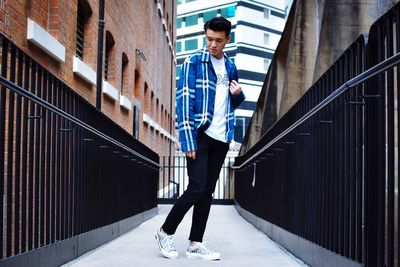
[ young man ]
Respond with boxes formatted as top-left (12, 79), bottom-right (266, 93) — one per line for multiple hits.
top-left (155, 17), bottom-right (245, 260)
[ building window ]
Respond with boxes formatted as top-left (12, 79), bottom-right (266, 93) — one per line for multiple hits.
top-left (134, 69), bottom-right (140, 99)
top-left (177, 18), bottom-right (183, 28)
top-left (185, 14), bottom-right (198, 27)
top-left (151, 91), bottom-right (155, 124)
top-left (264, 59), bottom-right (271, 70)
top-left (177, 41), bottom-right (182, 53)
top-left (105, 50), bottom-right (109, 80)
top-left (220, 6), bottom-right (235, 18)
top-left (164, 110), bottom-right (168, 129)
top-left (156, 98), bottom-right (160, 123)
top-left (161, 104), bottom-right (164, 127)
top-left (264, 8), bottom-right (270, 19)
top-left (221, 6), bottom-right (236, 18)
top-left (185, 38), bottom-right (198, 51)
top-left (177, 0), bottom-right (183, 4)
top-left (121, 53), bottom-right (129, 94)
top-left (176, 65), bottom-right (182, 77)
top-left (264, 33), bottom-right (270, 45)
top-left (76, 3), bottom-right (85, 59)
top-left (203, 10), bottom-right (217, 22)
top-left (186, 0), bottom-right (197, 2)
top-left (133, 104), bottom-right (139, 138)
top-left (104, 31), bottom-right (115, 81)
top-left (75, 0), bottom-right (92, 60)
top-left (144, 82), bottom-right (149, 113)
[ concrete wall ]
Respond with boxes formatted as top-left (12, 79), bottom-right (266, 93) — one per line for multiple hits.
top-left (240, 0), bottom-right (400, 154)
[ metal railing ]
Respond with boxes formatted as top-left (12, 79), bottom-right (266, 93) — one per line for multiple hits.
top-left (0, 33), bottom-right (159, 262)
top-left (159, 155), bottom-right (236, 204)
top-left (234, 3), bottom-right (400, 266)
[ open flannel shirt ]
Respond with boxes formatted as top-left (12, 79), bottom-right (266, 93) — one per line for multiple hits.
top-left (176, 47), bottom-right (246, 152)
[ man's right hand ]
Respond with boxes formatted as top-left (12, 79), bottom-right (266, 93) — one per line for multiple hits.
top-left (186, 151), bottom-right (196, 160)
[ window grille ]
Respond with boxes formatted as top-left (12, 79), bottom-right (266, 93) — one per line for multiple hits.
top-left (75, 3), bottom-right (85, 59)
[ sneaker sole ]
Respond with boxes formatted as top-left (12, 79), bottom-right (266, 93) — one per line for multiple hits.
top-left (155, 233), bottom-right (179, 259)
top-left (186, 252), bottom-right (220, 261)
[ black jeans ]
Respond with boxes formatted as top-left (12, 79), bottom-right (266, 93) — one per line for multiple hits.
top-left (162, 131), bottom-right (229, 242)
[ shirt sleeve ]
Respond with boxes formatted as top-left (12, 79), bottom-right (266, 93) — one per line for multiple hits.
top-left (176, 57), bottom-right (198, 152)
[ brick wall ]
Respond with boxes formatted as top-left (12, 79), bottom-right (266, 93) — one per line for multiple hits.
top-left (1, 0), bottom-right (177, 156)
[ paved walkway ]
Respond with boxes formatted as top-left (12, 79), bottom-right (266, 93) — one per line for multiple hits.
top-left (62, 205), bottom-right (308, 267)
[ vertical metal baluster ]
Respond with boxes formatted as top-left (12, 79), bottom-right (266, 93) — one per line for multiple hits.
top-left (0, 35), bottom-right (7, 260)
top-left (21, 55), bottom-right (29, 253)
top-left (6, 41), bottom-right (15, 257)
top-left (45, 75), bottom-right (53, 245)
top-left (27, 62), bottom-right (36, 251)
top-left (14, 48), bottom-right (23, 255)
top-left (33, 66), bottom-right (42, 249)
top-left (40, 71), bottom-right (47, 247)
top-left (386, 15), bottom-right (395, 267)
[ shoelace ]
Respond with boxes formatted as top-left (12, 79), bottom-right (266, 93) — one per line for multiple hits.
top-left (165, 235), bottom-right (176, 251)
top-left (196, 243), bottom-right (212, 255)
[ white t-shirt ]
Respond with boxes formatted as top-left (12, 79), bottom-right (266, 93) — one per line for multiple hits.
top-left (205, 55), bottom-right (229, 143)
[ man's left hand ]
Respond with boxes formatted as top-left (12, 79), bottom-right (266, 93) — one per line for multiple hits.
top-left (230, 80), bottom-right (242, 95)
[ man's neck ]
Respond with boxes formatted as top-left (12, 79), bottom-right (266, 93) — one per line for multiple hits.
top-left (211, 53), bottom-right (223, 60)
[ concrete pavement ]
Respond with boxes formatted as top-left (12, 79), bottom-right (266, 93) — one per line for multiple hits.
top-left (62, 205), bottom-right (308, 267)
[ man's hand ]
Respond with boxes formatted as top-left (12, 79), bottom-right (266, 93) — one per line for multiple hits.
top-left (186, 151), bottom-right (196, 160)
top-left (230, 80), bottom-right (242, 95)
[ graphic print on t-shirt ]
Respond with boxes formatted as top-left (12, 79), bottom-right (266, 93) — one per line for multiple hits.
top-left (217, 74), bottom-right (229, 87)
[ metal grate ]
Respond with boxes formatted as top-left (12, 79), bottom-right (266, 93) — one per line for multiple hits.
top-left (104, 48), bottom-right (109, 81)
top-left (75, 2), bottom-right (85, 60)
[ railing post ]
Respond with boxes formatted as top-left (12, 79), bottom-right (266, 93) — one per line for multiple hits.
top-left (364, 24), bottom-right (386, 267)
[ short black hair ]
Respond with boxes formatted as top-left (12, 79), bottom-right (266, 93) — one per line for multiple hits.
top-left (204, 16), bottom-right (231, 37)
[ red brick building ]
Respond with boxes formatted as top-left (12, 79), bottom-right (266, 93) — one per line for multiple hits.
top-left (2, 0), bottom-right (177, 156)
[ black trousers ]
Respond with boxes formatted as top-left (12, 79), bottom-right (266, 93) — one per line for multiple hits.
top-left (162, 131), bottom-right (229, 242)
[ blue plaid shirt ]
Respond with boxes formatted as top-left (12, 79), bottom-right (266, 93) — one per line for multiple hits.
top-left (176, 47), bottom-right (245, 152)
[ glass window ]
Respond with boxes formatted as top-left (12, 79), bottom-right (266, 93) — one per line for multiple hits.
top-left (220, 6), bottom-right (235, 18)
top-left (264, 59), bottom-right (271, 70)
top-left (177, 0), bottom-right (183, 4)
top-left (203, 10), bottom-right (217, 22)
top-left (176, 65), bottom-right (182, 77)
top-left (185, 14), bottom-right (198, 27)
top-left (177, 41), bottom-right (182, 53)
top-left (186, 0), bottom-right (196, 2)
top-left (229, 32), bottom-right (235, 44)
top-left (264, 8), bottom-right (270, 19)
top-left (76, 2), bottom-right (85, 60)
top-left (264, 33), bottom-right (270, 45)
top-left (177, 18), bottom-right (183, 28)
top-left (185, 39), bottom-right (198, 51)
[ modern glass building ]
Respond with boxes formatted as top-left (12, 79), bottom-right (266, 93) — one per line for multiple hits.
top-left (176, 0), bottom-right (288, 144)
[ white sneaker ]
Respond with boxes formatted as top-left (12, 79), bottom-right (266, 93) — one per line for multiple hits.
top-left (186, 242), bottom-right (221, 260)
top-left (155, 228), bottom-right (179, 259)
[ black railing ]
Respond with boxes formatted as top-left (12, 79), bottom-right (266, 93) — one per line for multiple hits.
top-left (0, 33), bottom-right (159, 263)
top-left (159, 155), bottom-right (236, 204)
top-left (234, 3), bottom-right (400, 267)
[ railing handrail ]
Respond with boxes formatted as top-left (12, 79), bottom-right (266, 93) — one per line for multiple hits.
top-left (0, 76), bottom-right (161, 169)
top-left (232, 51), bottom-right (400, 169)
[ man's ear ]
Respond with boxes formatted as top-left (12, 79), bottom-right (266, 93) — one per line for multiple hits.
top-left (226, 34), bottom-right (232, 44)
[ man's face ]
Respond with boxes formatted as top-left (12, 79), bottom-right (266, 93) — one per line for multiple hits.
top-left (205, 29), bottom-right (231, 59)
